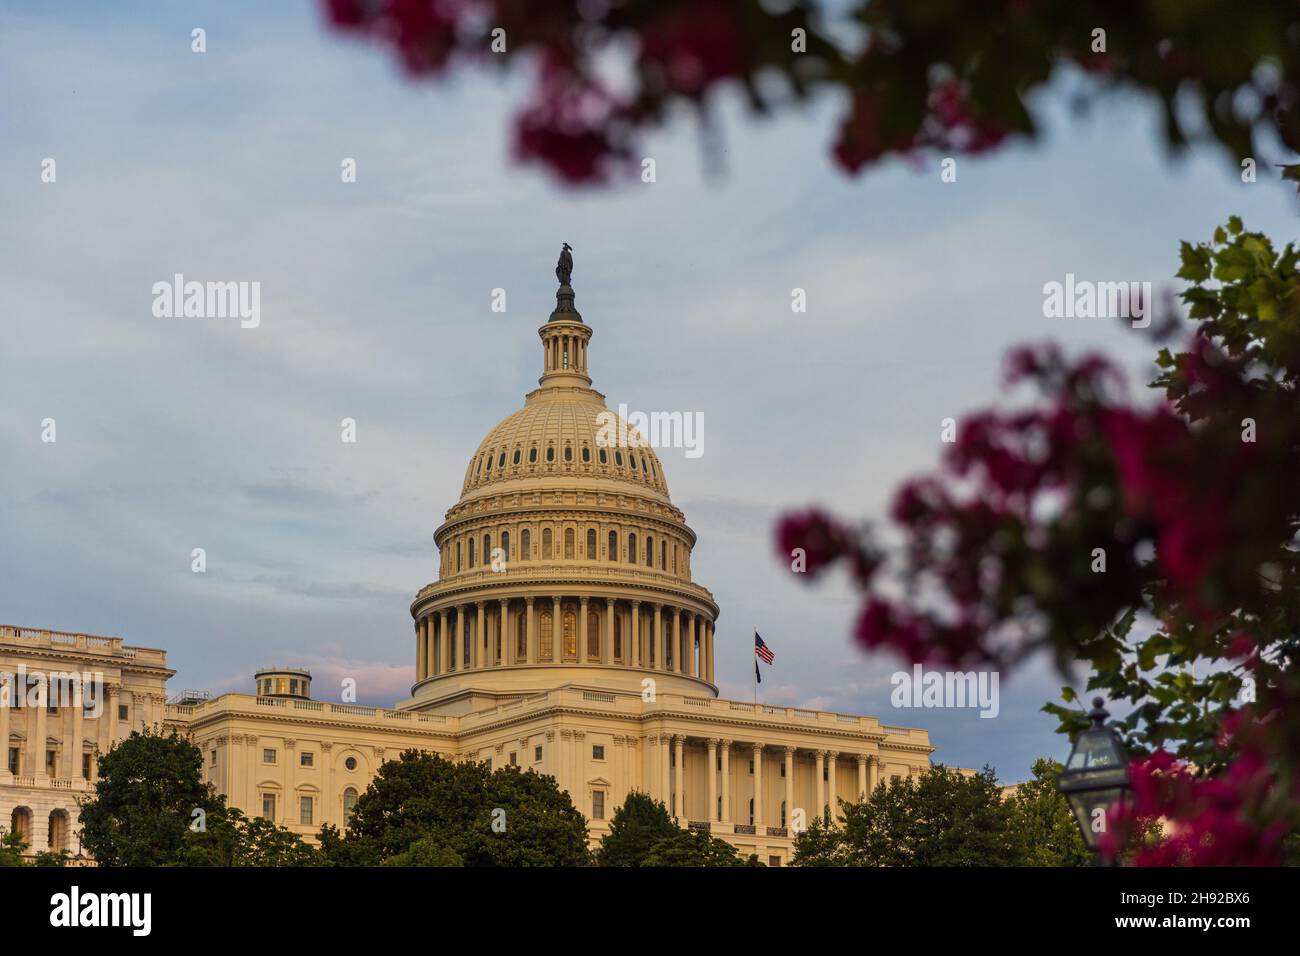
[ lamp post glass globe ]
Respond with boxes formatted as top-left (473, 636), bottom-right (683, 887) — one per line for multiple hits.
top-left (1056, 697), bottom-right (1131, 857)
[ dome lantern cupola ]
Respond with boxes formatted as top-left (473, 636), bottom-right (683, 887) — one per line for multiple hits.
top-left (539, 243), bottom-right (592, 389)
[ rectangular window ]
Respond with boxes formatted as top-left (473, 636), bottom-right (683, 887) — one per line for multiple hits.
top-left (300, 796), bottom-right (313, 825)
top-left (262, 793), bottom-right (276, 820)
top-left (780, 763), bottom-right (786, 778)
top-left (592, 745), bottom-right (605, 761)
top-left (46, 750), bottom-right (57, 775)
top-left (7, 747), bottom-right (18, 774)
top-left (592, 791), bottom-right (605, 820)
top-left (534, 745), bottom-right (543, 762)
top-left (300, 752), bottom-right (314, 767)
top-left (769, 855), bottom-right (782, 868)
top-left (263, 748), bottom-right (277, 764)
top-left (118, 704), bottom-right (128, 721)
top-left (82, 753), bottom-right (92, 779)
top-left (509, 752), bottom-right (517, 766)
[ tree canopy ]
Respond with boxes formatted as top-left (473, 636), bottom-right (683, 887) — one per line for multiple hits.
top-left (317, 750), bottom-right (591, 867)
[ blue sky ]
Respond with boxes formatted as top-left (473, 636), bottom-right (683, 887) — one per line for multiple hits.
top-left (2, 1), bottom-right (1295, 782)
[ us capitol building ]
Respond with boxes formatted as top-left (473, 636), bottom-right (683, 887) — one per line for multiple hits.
top-left (1, 254), bottom-right (938, 866)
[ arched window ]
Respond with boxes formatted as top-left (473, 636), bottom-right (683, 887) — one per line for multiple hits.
top-left (513, 449), bottom-right (521, 465)
top-left (564, 445), bottom-right (573, 462)
top-left (586, 528), bottom-right (596, 560)
top-left (516, 614), bottom-right (527, 659)
top-left (564, 528), bottom-right (575, 559)
top-left (498, 452), bottom-right (505, 468)
top-left (599, 448), bottom-right (607, 464)
top-left (468, 537), bottom-right (476, 568)
top-left (529, 447), bottom-right (538, 463)
top-left (563, 610), bottom-right (577, 658)
top-left (645, 536), bottom-right (654, 566)
top-left (587, 611), bottom-right (601, 658)
top-left (628, 533), bottom-right (637, 564)
top-left (582, 446), bottom-right (590, 463)
top-left (614, 613), bottom-right (623, 661)
top-left (501, 531), bottom-right (510, 558)
top-left (48, 809), bottom-right (69, 852)
top-left (672, 545), bottom-right (677, 573)
top-left (661, 541), bottom-right (667, 570)
top-left (615, 451), bottom-right (623, 467)
top-left (540, 612), bottom-right (554, 660)
top-left (456, 541), bottom-right (462, 572)
top-left (607, 530), bottom-right (617, 562)
top-left (546, 446), bottom-right (555, 462)
top-left (483, 534), bottom-right (491, 565)
top-left (343, 787), bottom-right (359, 820)
top-left (10, 807), bottom-right (31, 842)
top-left (521, 528), bottom-right (531, 560)
top-left (542, 528), bottom-right (553, 559)
top-left (485, 454), bottom-right (492, 473)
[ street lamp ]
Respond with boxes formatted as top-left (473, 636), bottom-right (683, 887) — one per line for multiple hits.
top-left (1057, 696), bottom-right (1131, 864)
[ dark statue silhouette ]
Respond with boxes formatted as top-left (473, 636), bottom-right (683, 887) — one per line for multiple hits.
top-left (556, 242), bottom-right (573, 286)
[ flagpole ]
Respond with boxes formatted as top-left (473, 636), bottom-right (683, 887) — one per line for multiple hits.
top-left (752, 626), bottom-right (757, 706)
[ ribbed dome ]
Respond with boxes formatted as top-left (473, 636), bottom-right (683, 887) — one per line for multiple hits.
top-left (461, 390), bottom-right (670, 498)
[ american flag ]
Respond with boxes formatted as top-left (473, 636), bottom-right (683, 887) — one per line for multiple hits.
top-left (754, 632), bottom-right (775, 664)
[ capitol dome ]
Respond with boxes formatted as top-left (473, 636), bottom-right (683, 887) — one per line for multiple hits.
top-left (408, 257), bottom-right (719, 707)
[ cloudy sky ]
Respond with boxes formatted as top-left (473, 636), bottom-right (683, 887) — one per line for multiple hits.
top-left (2, 1), bottom-right (1295, 782)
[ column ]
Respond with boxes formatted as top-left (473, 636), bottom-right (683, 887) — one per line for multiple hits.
top-left (870, 754), bottom-right (882, 794)
top-left (706, 739), bottom-right (718, 823)
top-left (551, 596), bottom-right (561, 661)
top-left (784, 747), bottom-right (795, 830)
top-left (857, 754), bottom-right (868, 800)
top-left (431, 616), bottom-right (441, 676)
top-left (603, 598), bottom-right (614, 664)
top-left (751, 743), bottom-right (763, 831)
top-left (673, 735), bottom-right (685, 821)
top-left (629, 601), bottom-right (641, 667)
top-left (720, 740), bottom-right (731, 823)
top-left (658, 736), bottom-right (670, 802)
top-left (0, 673), bottom-right (11, 779)
top-left (827, 752), bottom-right (838, 821)
top-left (685, 615), bottom-right (697, 677)
top-left (416, 620), bottom-right (427, 680)
top-left (578, 597), bottom-right (589, 664)
top-left (672, 610), bottom-right (682, 673)
top-left (32, 676), bottom-right (48, 777)
top-left (99, 685), bottom-right (116, 760)
top-left (705, 621), bottom-right (714, 682)
top-left (69, 678), bottom-right (84, 779)
top-left (652, 604), bottom-right (663, 670)
top-left (451, 606), bottom-right (462, 671)
top-left (475, 602), bottom-right (486, 668)
top-left (815, 751), bottom-right (826, 819)
top-left (526, 598), bottom-right (537, 664)
top-left (439, 610), bottom-right (451, 674)
top-left (499, 599), bottom-right (510, 666)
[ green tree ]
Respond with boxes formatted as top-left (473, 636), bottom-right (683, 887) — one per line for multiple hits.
top-left (77, 729), bottom-right (225, 867)
top-left (381, 836), bottom-right (464, 867)
top-left (1003, 759), bottom-right (1091, 867)
top-left (318, 750), bottom-right (590, 867)
top-left (641, 828), bottom-right (759, 867)
top-left (595, 791), bottom-right (679, 867)
top-left (794, 766), bottom-right (1021, 866)
top-left (0, 829), bottom-right (29, 867)
top-left (78, 729), bottom-right (317, 866)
